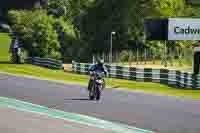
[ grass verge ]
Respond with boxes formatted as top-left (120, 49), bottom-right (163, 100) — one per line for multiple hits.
top-left (0, 63), bottom-right (200, 100)
top-left (0, 33), bottom-right (11, 62)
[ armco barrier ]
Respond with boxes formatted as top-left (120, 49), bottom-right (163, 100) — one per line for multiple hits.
top-left (27, 57), bottom-right (63, 69)
top-left (72, 61), bottom-right (200, 89)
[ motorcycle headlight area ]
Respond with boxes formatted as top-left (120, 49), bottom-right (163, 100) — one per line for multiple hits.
top-left (96, 80), bottom-right (103, 84)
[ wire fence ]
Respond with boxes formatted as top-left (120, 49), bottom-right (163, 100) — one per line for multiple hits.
top-left (96, 49), bottom-right (193, 64)
top-left (92, 48), bottom-right (193, 71)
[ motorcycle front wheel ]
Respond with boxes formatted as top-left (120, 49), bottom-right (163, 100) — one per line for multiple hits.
top-left (96, 86), bottom-right (101, 101)
top-left (89, 85), bottom-right (95, 100)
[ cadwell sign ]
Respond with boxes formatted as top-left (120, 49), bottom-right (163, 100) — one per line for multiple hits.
top-left (168, 18), bottom-right (200, 40)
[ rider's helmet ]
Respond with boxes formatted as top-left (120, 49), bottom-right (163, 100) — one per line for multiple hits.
top-left (97, 59), bottom-right (104, 66)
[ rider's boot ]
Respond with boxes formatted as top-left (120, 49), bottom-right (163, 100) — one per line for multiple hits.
top-left (102, 79), bottom-right (106, 90)
top-left (88, 79), bottom-right (92, 91)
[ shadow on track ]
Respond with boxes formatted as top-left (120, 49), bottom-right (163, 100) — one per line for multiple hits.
top-left (48, 98), bottom-right (92, 108)
top-left (64, 98), bottom-right (91, 101)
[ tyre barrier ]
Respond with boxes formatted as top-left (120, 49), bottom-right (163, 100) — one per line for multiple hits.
top-left (27, 57), bottom-right (63, 69)
top-left (72, 61), bottom-right (199, 89)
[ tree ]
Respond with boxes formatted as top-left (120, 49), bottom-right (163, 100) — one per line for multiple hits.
top-left (153, 0), bottom-right (188, 17)
top-left (79, 0), bottom-right (129, 54)
top-left (7, 0), bottom-right (200, 63)
top-left (53, 17), bottom-right (83, 62)
top-left (47, 0), bottom-right (69, 18)
top-left (8, 10), bottom-right (61, 59)
top-left (47, 0), bottom-right (95, 21)
top-left (127, 0), bottom-right (189, 41)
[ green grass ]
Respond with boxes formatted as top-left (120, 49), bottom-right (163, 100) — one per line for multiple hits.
top-left (0, 63), bottom-right (200, 100)
top-left (0, 33), bottom-right (200, 100)
top-left (0, 33), bottom-right (11, 62)
top-left (0, 64), bottom-right (89, 83)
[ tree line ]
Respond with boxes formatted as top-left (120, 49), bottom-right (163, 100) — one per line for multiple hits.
top-left (5, 0), bottom-right (200, 63)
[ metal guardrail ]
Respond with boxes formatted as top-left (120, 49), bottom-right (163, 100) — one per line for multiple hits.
top-left (72, 61), bottom-right (200, 89)
top-left (28, 57), bottom-right (63, 69)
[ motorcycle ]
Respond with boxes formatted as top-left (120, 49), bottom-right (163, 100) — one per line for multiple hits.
top-left (89, 71), bottom-right (105, 101)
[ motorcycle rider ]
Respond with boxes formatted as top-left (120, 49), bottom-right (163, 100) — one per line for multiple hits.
top-left (88, 59), bottom-right (108, 91)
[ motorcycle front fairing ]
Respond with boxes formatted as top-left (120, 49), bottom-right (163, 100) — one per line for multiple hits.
top-left (96, 79), bottom-right (103, 85)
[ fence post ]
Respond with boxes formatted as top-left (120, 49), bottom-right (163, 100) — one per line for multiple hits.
top-left (102, 52), bottom-right (105, 62)
top-left (93, 55), bottom-right (95, 64)
top-left (144, 48), bottom-right (147, 65)
top-left (129, 50), bottom-right (134, 67)
top-left (152, 49), bottom-right (156, 64)
top-left (136, 48), bottom-right (139, 65)
top-left (161, 41), bottom-right (167, 67)
top-left (169, 48), bottom-right (173, 67)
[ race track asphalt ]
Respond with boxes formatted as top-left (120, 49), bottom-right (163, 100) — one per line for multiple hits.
top-left (0, 73), bottom-right (200, 133)
top-left (0, 107), bottom-right (115, 133)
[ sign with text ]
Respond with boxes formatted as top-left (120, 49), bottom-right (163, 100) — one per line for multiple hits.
top-left (168, 18), bottom-right (200, 40)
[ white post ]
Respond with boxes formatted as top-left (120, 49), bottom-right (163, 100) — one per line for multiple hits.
top-left (102, 52), bottom-right (105, 62)
top-left (137, 48), bottom-right (139, 65)
top-left (144, 48), bottom-right (147, 64)
top-left (110, 32), bottom-right (116, 64)
top-left (93, 55), bottom-right (95, 64)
